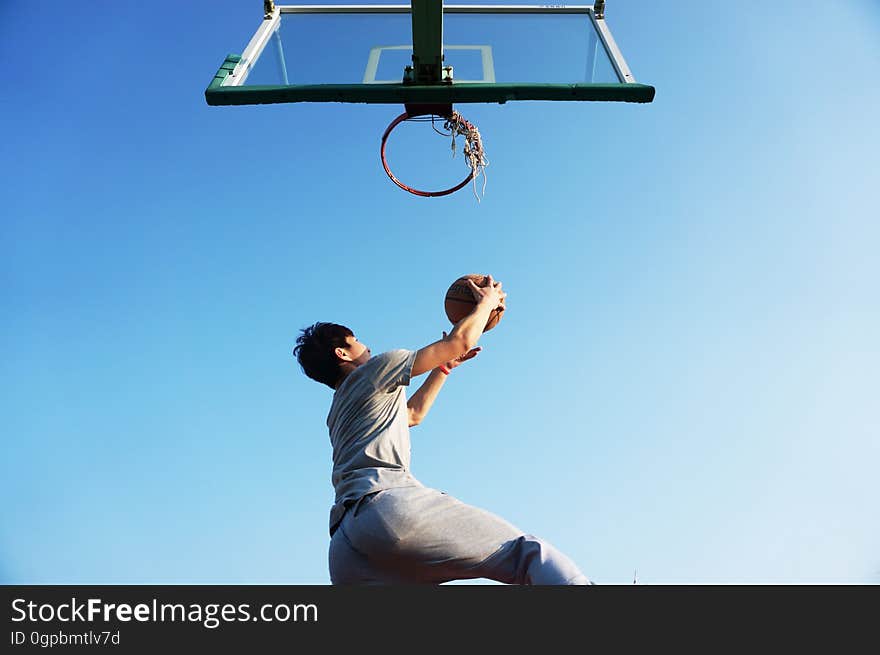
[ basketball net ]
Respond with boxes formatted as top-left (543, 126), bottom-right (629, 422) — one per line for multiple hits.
top-left (445, 112), bottom-right (489, 202)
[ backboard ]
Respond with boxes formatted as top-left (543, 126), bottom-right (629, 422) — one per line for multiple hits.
top-left (205, 2), bottom-right (655, 106)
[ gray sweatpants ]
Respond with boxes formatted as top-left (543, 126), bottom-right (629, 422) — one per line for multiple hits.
top-left (329, 486), bottom-right (590, 585)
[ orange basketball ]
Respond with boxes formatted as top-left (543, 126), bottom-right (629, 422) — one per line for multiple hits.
top-left (444, 274), bottom-right (505, 332)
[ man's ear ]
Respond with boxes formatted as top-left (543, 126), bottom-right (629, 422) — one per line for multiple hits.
top-left (334, 346), bottom-right (351, 362)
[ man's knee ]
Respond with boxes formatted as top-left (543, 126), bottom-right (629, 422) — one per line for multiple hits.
top-left (516, 534), bottom-right (589, 585)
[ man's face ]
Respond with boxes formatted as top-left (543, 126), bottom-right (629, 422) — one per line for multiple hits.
top-left (337, 335), bottom-right (371, 367)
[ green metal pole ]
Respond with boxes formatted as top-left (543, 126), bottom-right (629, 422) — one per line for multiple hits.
top-left (410, 0), bottom-right (444, 84)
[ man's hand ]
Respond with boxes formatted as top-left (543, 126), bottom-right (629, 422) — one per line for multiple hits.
top-left (441, 331), bottom-right (481, 371)
top-left (467, 274), bottom-right (506, 309)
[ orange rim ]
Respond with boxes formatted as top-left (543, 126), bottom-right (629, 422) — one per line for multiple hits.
top-left (380, 110), bottom-right (476, 198)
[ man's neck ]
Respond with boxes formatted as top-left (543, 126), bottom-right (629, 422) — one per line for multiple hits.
top-left (334, 363), bottom-right (357, 389)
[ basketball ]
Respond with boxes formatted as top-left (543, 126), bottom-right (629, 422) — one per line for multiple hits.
top-left (444, 274), bottom-right (505, 332)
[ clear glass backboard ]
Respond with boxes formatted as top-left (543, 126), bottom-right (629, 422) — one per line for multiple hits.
top-left (206, 3), bottom-right (655, 106)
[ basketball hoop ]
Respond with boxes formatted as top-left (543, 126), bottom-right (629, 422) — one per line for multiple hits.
top-left (380, 107), bottom-right (488, 200)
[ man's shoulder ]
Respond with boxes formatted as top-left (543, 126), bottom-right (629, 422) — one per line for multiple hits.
top-left (332, 350), bottom-right (416, 404)
top-left (375, 348), bottom-right (413, 361)
top-left (366, 349), bottom-right (417, 388)
top-left (374, 349), bottom-right (417, 370)
top-left (335, 350), bottom-right (405, 391)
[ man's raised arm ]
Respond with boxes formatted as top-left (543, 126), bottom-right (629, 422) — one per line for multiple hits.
top-left (411, 275), bottom-right (506, 378)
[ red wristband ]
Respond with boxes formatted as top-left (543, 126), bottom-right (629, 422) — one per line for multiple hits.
top-left (438, 365), bottom-right (451, 375)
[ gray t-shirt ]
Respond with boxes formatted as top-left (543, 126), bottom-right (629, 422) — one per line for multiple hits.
top-left (326, 349), bottom-right (424, 535)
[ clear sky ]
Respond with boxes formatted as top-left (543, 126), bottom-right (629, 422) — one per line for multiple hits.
top-left (2, 0), bottom-right (878, 585)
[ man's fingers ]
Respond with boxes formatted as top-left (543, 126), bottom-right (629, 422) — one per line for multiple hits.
top-left (460, 346), bottom-right (482, 361)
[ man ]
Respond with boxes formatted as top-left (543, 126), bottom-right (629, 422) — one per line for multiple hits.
top-left (293, 275), bottom-right (590, 584)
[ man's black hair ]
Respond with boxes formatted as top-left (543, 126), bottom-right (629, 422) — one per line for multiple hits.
top-left (293, 322), bottom-right (354, 389)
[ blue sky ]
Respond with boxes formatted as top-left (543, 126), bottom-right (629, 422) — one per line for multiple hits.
top-left (2, 0), bottom-right (878, 585)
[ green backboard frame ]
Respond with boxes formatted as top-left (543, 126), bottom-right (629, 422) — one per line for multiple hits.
top-left (205, 2), bottom-right (655, 106)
